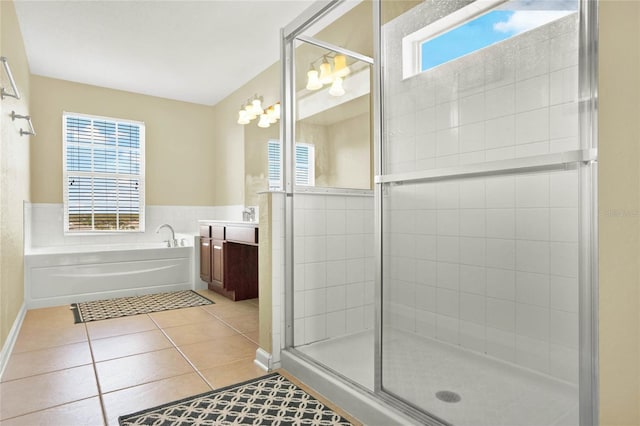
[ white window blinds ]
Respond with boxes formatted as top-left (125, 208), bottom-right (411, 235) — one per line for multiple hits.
top-left (63, 113), bottom-right (145, 232)
top-left (267, 140), bottom-right (315, 190)
top-left (268, 140), bottom-right (282, 191)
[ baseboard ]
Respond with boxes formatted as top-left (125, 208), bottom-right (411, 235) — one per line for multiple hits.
top-left (254, 347), bottom-right (272, 371)
top-left (0, 303), bottom-right (27, 379)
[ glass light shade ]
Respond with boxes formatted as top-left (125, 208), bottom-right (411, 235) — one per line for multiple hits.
top-left (306, 69), bottom-right (322, 90)
top-left (244, 101), bottom-right (253, 112)
top-left (257, 114), bottom-right (270, 128)
top-left (333, 54), bottom-right (350, 78)
top-left (251, 97), bottom-right (264, 115)
top-left (319, 58), bottom-right (333, 84)
top-left (329, 77), bottom-right (345, 97)
top-left (266, 106), bottom-right (278, 123)
top-left (273, 103), bottom-right (281, 119)
top-left (237, 109), bottom-right (250, 125)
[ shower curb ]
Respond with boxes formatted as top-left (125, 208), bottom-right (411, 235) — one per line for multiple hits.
top-left (281, 349), bottom-right (423, 426)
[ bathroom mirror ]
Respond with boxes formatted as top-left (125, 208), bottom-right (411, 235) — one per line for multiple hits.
top-left (294, 41), bottom-right (373, 191)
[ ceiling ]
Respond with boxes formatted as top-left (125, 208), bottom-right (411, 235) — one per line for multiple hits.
top-left (14, 0), bottom-right (321, 106)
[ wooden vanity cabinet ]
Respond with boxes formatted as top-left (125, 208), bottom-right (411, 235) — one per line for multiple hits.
top-left (199, 225), bottom-right (212, 283)
top-left (210, 225), bottom-right (224, 287)
top-left (199, 222), bottom-right (258, 301)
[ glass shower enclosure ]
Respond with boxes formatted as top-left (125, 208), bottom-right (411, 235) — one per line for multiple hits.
top-left (281, 1), bottom-right (598, 425)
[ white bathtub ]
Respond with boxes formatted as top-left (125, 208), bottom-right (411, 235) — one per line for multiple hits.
top-left (24, 242), bottom-right (195, 308)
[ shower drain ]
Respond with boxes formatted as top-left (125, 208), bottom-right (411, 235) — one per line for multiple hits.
top-left (435, 390), bottom-right (461, 403)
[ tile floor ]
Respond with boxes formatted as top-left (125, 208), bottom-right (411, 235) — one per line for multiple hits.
top-left (0, 290), bottom-right (266, 425)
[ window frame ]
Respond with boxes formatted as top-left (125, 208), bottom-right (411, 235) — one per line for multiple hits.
top-left (402, 0), bottom-right (576, 79)
top-left (401, 0), bottom-right (506, 79)
top-left (62, 111), bottom-right (146, 234)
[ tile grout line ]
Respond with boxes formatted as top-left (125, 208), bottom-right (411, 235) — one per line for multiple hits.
top-left (149, 312), bottom-right (217, 391)
top-left (2, 298), bottom-right (257, 424)
top-left (0, 396), bottom-right (101, 423)
top-left (84, 322), bottom-right (110, 426)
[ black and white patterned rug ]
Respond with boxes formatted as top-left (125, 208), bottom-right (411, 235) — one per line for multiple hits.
top-left (118, 372), bottom-right (355, 426)
top-left (71, 290), bottom-right (214, 323)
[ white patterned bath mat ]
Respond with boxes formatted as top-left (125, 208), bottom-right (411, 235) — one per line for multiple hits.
top-left (118, 372), bottom-right (357, 426)
top-left (70, 290), bottom-right (214, 323)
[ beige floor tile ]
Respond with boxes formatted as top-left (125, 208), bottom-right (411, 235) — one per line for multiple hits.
top-left (90, 329), bottom-right (173, 362)
top-left (21, 306), bottom-right (78, 330)
top-left (0, 397), bottom-right (104, 426)
top-left (102, 373), bottom-right (211, 426)
top-left (178, 335), bottom-right (258, 371)
top-left (243, 330), bottom-right (260, 345)
top-left (95, 347), bottom-right (195, 393)
top-left (243, 298), bottom-right (260, 307)
top-left (148, 306), bottom-right (216, 329)
top-left (0, 365), bottom-right (98, 420)
top-left (12, 325), bottom-right (88, 354)
top-left (220, 313), bottom-right (259, 333)
top-left (201, 301), bottom-right (258, 320)
top-left (1, 342), bottom-right (92, 382)
top-left (86, 314), bottom-right (157, 340)
top-left (199, 357), bottom-right (267, 389)
top-left (162, 319), bottom-right (239, 347)
top-left (194, 290), bottom-right (233, 305)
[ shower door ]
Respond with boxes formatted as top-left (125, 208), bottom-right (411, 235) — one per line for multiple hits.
top-left (281, 1), bottom-right (377, 392)
top-left (376, 0), bottom-right (597, 425)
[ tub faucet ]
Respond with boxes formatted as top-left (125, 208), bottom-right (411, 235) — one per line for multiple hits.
top-left (242, 206), bottom-right (256, 222)
top-left (156, 224), bottom-right (177, 247)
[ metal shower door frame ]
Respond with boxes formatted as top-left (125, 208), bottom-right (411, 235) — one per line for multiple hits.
top-left (280, 0), bottom-right (599, 424)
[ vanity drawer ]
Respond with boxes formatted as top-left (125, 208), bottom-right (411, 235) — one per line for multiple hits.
top-left (225, 226), bottom-right (258, 244)
top-left (199, 225), bottom-right (211, 238)
top-left (211, 225), bottom-right (225, 240)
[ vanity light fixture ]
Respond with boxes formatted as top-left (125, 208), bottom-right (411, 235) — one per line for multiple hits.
top-left (333, 54), bottom-right (350, 78)
top-left (238, 96), bottom-right (281, 128)
top-left (237, 107), bottom-right (250, 125)
top-left (305, 53), bottom-right (351, 96)
top-left (306, 66), bottom-right (322, 90)
top-left (329, 77), bottom-right (345, 97)
top-left (257, 113), bottom-right (270, 128)
top-left (319, 56), bottom-right (333, 85)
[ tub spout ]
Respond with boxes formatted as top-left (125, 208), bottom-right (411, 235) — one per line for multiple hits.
top-left (156, 224), bottom-right (177, 247)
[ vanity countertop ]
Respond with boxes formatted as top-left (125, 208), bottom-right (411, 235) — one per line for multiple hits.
top-left (198, 220), bottom-right (258, 227)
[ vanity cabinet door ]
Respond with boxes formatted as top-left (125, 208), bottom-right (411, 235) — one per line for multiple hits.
top-left (199, 237), bottom-right (212, 282)
top-left (212, 239), bottom-right (224, 284)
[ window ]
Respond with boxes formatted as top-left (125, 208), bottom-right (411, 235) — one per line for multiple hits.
top-left (63, 112), bottom-right (145, 233)
top-left (267, 140), bottom-right (315, 190)
top-left (402, 0), bottom-right (577, 78)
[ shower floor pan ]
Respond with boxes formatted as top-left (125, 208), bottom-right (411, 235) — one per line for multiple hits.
top-left (297, 330), bottom-right (578, 426)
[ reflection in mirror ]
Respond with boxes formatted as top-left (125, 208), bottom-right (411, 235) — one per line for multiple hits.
top-left (294, 41), bottom-right (372, 191)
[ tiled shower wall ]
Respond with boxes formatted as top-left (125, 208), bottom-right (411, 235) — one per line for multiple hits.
top-left (382, 9), bottom-right (580, 383)
top-left (293, 192), bottom-right (375, 346)
top-left (384, 170), bottom-right (580, 383)
top-left (385, 14), bottom-right (579, 173)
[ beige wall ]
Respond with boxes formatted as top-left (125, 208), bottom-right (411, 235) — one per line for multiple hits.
top-left (0, 0), bottom-right (30, 348)
top-left (244, 93), bottom-right (280, 208)
top-left (326, 112), bottom-right (371, 189)
top-left (29, 76), bottom-right (217, 206)
top-left (598, 1), bottom-right (640, 425)
top-left (211, 62), bottom-right (280, 208)
top-left (257, 193), bottom-right (273, 352)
